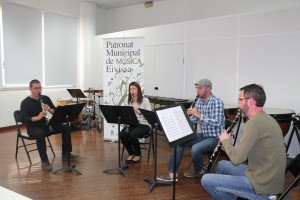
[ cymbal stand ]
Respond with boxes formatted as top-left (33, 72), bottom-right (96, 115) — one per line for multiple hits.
top-left (95, 93), bottom-right (104, 132)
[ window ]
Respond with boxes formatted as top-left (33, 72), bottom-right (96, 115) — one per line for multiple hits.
top-left (0, 3), bottom-right (77, 88)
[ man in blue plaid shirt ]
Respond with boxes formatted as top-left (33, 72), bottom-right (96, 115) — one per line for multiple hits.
top-left (157, 78), bottom-right (225, 182)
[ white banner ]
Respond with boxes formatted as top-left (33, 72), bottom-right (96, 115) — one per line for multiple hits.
top-left (102, 37), bottom-right (145, 141)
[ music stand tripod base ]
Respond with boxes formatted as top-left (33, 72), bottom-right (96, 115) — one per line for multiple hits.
top-left (53, 152), bottom-right (82, 175)
top-left (144, 177), bottom-right (173, 193)
top-left (103, 166), bottom-right (128, 177)
top-left (53, 164), bottom-right (82, 175)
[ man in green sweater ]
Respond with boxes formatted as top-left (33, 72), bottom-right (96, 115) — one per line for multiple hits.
top-left (201, 84), bottom-right (286, 200)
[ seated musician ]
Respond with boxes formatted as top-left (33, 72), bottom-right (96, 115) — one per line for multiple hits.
top-left (20, 79), bottom-right (79, 171)
top-left (157, 78), bottom-right (225, 182)
top-left (201, 84), bottom-right (286, 199)
top-left (119, 81), bottom-right (152, 164)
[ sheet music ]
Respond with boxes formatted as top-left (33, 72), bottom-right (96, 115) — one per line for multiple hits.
top-left (156, 105), bottom-right (193, 142)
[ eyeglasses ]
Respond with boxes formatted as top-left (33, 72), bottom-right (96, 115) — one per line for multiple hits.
top-left (32, 87), bottom-right (42, 90)
top-left (238, 98), bottom-right (249, 102)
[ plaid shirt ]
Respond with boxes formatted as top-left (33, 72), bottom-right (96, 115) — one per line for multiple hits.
top-left (190, 94), bottom-right (225, 138)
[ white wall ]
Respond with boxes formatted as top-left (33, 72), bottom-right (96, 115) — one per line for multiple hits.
top-left (94, 6), bottom-right (300, 111)
top-left (93, 6), bottom-right (300, 157)
top-left (102, 0), bottom-right (300, 34)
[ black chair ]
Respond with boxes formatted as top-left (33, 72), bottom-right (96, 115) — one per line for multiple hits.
top-left (14, 110), bottom-right (55, 165)
top-left (121, 127), bottom-right (154, 162)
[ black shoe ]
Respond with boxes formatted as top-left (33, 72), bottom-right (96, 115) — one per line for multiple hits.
top-left (125, 155), bottom-right (135, 164)
top-left (62, 152), bottom-right (79, 161)
top-left (131, 155), bottom-right (142, 163)
top-left (42, 161), bottom-right (53, 171)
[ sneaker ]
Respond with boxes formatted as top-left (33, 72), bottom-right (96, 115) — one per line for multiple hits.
top-left (157, 173), bottom-right (178, 182)
top-left (42, 161), bottom-right (53, 171)
top-left (184, 169), bottom-right (197, 178)
top-left (184, 169), bottom-right (205, 178)
top-left (62, 152), bottom-right (79, 161)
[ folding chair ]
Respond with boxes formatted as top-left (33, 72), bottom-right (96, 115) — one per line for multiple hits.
top-left (14, 110), bottom-right (55, 165)
top-left (121, 127), bottom-right (154, 162)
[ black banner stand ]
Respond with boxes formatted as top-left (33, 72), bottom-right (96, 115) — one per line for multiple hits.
top-left (140, 109), bottom-right (172, 193)
top-left (67, 89), bottom-right (86, 103)
top-left (49, 103), bottom-right (85, 175)
top-left (99, 105), bottom-right (139, 177)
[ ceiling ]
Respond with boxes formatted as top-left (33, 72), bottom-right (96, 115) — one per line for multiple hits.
top-left (86, 0), bottom-right (163, 10)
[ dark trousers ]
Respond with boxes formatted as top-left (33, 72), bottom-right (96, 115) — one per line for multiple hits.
top-left (27, 124), bottom-right (72, 161)
top-left (119, 124), bottom-right (150, 156)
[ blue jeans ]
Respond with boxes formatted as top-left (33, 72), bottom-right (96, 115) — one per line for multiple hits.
top-left (167, 133), bottom-right (218, 174)
top-left (201, 160), bottom-right (271, 200)
top-left (191, 134), bottom-right (218, 173)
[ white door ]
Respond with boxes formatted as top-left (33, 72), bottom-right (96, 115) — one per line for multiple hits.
top-left (144, 43), bottom-right (184, 98)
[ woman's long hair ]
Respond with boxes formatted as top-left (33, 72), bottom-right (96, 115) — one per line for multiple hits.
top-left (127, 82), bottom-right (143, 105)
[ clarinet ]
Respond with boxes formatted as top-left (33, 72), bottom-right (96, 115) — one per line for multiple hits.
top-left (188, 95), bottom-right (199, 117)
top-left (184, 95), bottom-right (200, 172)
top-left (39, 94), bottom-right (49, 125)
top-left (191, 95), bottom-right (199, 108)
top-left (130, 93), bottom-right (134, 104)
top-left (203, 111), bottom-right (241, 173)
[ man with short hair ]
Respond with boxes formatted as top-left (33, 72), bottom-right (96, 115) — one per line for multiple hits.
top-left (20, 79), bottom-right (79, 171)
top-left (157, 78), bottom-right (225, 181)
top-left (201, 84), bottom-right (286, 199)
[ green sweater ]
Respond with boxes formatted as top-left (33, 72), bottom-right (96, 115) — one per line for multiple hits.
top-left (223, 111), bottom-right (286, 194)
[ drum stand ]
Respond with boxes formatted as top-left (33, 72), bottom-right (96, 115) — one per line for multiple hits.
top-left (80, 102), bottom-right (103, 131)
top-left (285, 114), bottom-right (300, 154)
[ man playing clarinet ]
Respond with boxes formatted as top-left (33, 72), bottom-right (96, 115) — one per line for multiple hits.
top-left (157, 78), bottom-right (225, 181)
top-left (20, 79), bottom-right (79, 171)
top-left (201, 84), bottom-right (286, 199)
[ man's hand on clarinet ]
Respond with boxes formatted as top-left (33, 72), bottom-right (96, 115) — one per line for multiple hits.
top-left (219, 130), bottom-right (231, 142)
top-left (187, 108), bottom-right (201, 118)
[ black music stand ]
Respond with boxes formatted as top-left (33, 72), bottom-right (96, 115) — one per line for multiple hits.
top-left (49, 103), bottom-right (85, 175)
top-left (67, 89), bottom-right (86, 103)
top-left (99, 105), bottom-right (139, 177)
top-left (140, 109), bottom-right (172, 193)
top-left (154, 104), bottom-right (197, 199)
